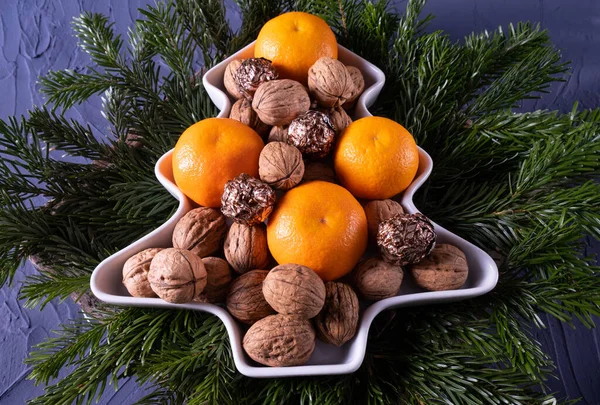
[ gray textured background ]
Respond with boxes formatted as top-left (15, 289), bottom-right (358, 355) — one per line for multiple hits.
top-left (1, 0), bottom-right (599, 403)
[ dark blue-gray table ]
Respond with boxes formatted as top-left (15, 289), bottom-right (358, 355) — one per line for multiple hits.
top-left (1, 0), bottom-right (598, 403)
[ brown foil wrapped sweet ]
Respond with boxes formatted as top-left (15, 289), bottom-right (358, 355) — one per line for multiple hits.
top-left (234, 58), bottom-right (278, 100)
top-left (221, 173), bottom-right (276, 226)
top-left (377, 213), bottom-right (436, 266)
top-left (287, 110), bottom-right (336, 159)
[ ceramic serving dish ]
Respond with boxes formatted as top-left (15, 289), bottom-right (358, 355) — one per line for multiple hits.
top-left (91, 41), bottom-right (499, 378)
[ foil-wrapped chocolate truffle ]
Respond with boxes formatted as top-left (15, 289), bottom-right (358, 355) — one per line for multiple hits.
top-left (234, 58), bottom-right (278, 100)
top-left (221, 173), bottom-right (276, 226)
top-left (377, 213), bottom-right (436, 266)
top-left (287, 110), bottom-right (336, 159)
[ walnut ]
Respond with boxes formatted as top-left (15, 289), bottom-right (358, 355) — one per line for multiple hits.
top-left (226, 270), bottom-right (275, 324)
top-left (308, 57), bottom-right (354, 108)
top-left (172, 207), bottom-right (227, 257)
top-left (201, 257), bottom-right (232, 303)
top-left (224, 59), bottom-right (243, 99)
top-left (252, 79), bottom-right (311, 126)
top-left (364, 200), bottom-right (404, 244)
top-left (243, 314), bottom-right (315, 366)
top-left (259, 142), bottom-right (304, 190)
top-left (352, 258), bottom-right (403, 301)
top-left (302, 161), bottom-right (336, 184)
top-left (193, 293), bottom-right (209, 303)
top-left (314, 282), bottom-right (359, 346)
top-left (224, 222), bottom-right (270, 274)
top-left (325, 106), bottom-right (352, 133)
top-left (122, 247), bottom-right (163, 298)
top-left (221, 174), bottom-right (276, 226)
top-left (262, 264), bottom-right (326, 319)
top-left (410, 244), bottom-right (468, 291)
top-left (268, 125), bottom-right (289, 143)
top-left (229, 98), bottom-right (270, 137)
top-left (342, 66), bottom-right (365, 109)
top-left (148, 248), bottom-right (207, 303)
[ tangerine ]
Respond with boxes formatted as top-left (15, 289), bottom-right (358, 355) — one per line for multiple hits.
top-left (254, 12), bottom-right (338, 85)
top-left (172, 118), bottom-right (264, 208)
top-left (267, 181), bottom-right (368, 281)
top-left (334, 116), bottom-right (419, 200)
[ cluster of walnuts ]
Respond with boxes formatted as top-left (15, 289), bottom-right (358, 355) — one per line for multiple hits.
top-left (216, 56), bottom-right (367, 233)
top-left (225, 56), bottom-right (364, 158)
top-left (362, 200), bottom-right (469, 298)
top-left (237, 264), bottom-right (360, 367)
top-left (122, 200), bottom-right (469, 367)
top-left (120, 56), bottom-right (471, 368)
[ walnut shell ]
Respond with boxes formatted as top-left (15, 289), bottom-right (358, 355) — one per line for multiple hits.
top-left (252, 79), bottom-right (311, 126)
top-left (122, 247), bottom-right (163, 298)
top-left (201, 257), bottom-right (232, 303)
top-left (410, 244), bottom-right (468, 291)
top-left (364, 200), bottom-right (404, 244)
top-left (148, 248), bottom-right (207, 303)
top-left (353, 258), bottom-right (403, 301)
top-left (230, 98), bottom-right (270, 137)
top-left (326, 106), bottom-right (352, 133)
top-left (268, 125), bottom-right (289, 143)
top-left (314, 282), bottom-right (359, 346)
top-left (259, 142), bottom-right (305, 190)
top-left (243, 314), bottom-right (315, 366)
top-left (193, 293), bottom-right (210, 303)
top-left (342, 66), bottom-right (365, 109)
top-left (224, 222), bottom-right (270, 274)
top-left (226, 270), bottom-right (275, 324)
top-left (308, 57), bottom-right (354, 108)
top-left (224, 59), bottom-right (243, 99)
top-left (302, 161), bottom-right (336, 184)
top-left (172, 207), bottom-right (227, 258)
top-left (262, 264), bottom-right (326, 319)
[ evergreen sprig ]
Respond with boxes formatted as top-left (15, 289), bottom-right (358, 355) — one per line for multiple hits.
top-left (1, 0), bottom-right (599, 404)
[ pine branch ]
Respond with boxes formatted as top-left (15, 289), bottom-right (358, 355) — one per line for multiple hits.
top-left (132, 388), bottom-right (183, 405)
top-left (27, 309), bottom-right (218, 405)
top-left (230, 0), bottom-right (286, 51)
top-left (380, 20), bottom-right (567, 153)
top-left (73, 13), bottom-right (125, 70)
top-left (0, 0), bottom-right (598, 404)
top-left (25, 317), bottom-right (107, 385)
top-left (20, 274), bottom-right (91, 310)
top-left (138, 2), bottom-right (199, 76)
top-left (173, 0), bottom-right (232, 65)
top-left (39, 69), bottom-right (118, 109)
top-left (28, 107), bottom-right (112, 160)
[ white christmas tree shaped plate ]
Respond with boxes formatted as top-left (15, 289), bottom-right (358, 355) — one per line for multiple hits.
top-left (91, 42), bottom-right (499, 378)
